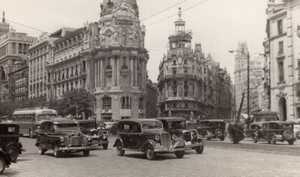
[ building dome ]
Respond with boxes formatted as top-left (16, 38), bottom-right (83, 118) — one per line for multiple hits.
top-left (100, 0), bottom-right (139, 17)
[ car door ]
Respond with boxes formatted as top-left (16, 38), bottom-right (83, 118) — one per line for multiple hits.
top-left (129, 122), bottom-right (142, 149)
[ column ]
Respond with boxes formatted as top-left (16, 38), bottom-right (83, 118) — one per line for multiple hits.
top-left (111, 57), bottom-right (116, 86)
top-left (130, 57), bottom-right (134, 86)
top-left (117, 56), bottom-right (120, 86)
top-left (98, 59), bottom-right (101, 87)
top-left (135, 58), bottom-right (138, 86)
top-left (95, 60), bottom-right (98, 87)
top-left (100, 58), bottom-right (104, 87)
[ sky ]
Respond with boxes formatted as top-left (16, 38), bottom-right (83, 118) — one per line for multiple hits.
top-left (0, 0), bottom-right (268, 82)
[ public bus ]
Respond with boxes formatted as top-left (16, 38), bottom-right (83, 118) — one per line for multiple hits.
top-left (11, 108), bottom-right (58, 137)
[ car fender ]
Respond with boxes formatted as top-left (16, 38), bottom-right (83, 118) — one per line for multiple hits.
top-left (5, 142), bottom-right (20, 151)
top-left (141, 140), bottom-right (156, 152)
top-left (113, 138), bottom-right (123, 147)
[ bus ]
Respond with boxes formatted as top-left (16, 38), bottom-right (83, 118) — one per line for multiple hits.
top-left (11, 108), bottom-right (58, 137)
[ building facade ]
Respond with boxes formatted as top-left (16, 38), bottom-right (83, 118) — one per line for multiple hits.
top-left (91, 0), bottom-right (148, 121)
top-left (0, 14), bottom-right (36, 102)
top-left (234, 42), bottom-right (264, 114)
top-left (146, 80), bottom-right (158, 118)
top-left (28, 33), bottom-right (58, 100)
top-left (265, 0), bottom-right (300, 120)
top-left (157, 10), bottom-right (232, 121)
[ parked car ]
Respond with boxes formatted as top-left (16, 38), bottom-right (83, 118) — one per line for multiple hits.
top-left (158, 117), bottom-right (204, 154)
top-left (0, 148), bottom-right (12, 175)
top-left (254, 121), bottom-right (296, 145)
top-left (75, 120), bottom-right (109, 149)
top-left (197, 119), bottom-right (226, 141)
top-left (0, 123), bottom-right (24, 162)
top-left (35, 118), bottom-right (101, 158)
top-left (113, 119), bottom-right (185, 160)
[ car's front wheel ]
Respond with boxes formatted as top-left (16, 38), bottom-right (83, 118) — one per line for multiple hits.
top-left (53, 147), bottom-right (61, 158)
top-left (175, 151), bottom-right (185, 158)
top-left (270, 135), bottom-right (277, 145)
top-left (38, 147), bottom-right (46, 155)
top-left (0, 157), bottom-right (6, 175)
top-left (195, 145), bottom-right (204, 154)
top-left (83, 150), bottom-right (90, 156)
top-left (103, 143), bottom-right (108, 150)
top-left (6, 145), bottom-right (18, 162)
top-left (145, 146), bottom-right (156, 160)
top-left (288, 140), bottom-right (294, 145)
top-left (116, 143), bottom-right (125, 156)
top-left (219, 135), bottom-right (225, 141)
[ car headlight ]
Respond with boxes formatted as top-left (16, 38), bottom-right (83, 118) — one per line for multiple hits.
top-left (155, 135), bottom-right (160, 141)
top-left (172, 134), bottom-right (178, 140)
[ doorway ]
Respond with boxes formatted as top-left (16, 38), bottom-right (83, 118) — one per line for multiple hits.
top-left (279, 97), bottom-right (287, 121)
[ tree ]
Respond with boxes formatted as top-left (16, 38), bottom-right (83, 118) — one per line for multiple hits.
top-left (56, 89), bottom-right (95, 118)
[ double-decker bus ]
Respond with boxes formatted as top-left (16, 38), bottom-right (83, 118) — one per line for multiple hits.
top-left (11, 108), bottom-right (57, 137)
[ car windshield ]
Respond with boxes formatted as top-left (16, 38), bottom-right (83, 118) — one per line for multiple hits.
top-left (169, 121), bottom-right (186, 129)
top-left (141, 121), bottom-right (163, 130)
top-left (37, 114), bottom-right (57, 121)
top-left (55, 123), bottom-right (78, 131)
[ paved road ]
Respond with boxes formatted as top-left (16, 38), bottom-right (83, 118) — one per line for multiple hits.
top-left (2, 137), bottom-right (300, 177)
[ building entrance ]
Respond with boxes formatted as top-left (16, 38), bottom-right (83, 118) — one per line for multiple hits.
top-left (279, 97), bottom-right (287, 121)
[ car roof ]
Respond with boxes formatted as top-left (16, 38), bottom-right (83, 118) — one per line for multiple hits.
top-left (74, 120), bottom-right (96, 124)
top-left (157, 117), bottom-right (186, 122)
top-left (253, 112), bottom-right (278, 116)
top-left (118, 119), bottom-right (161, 124)
top-left (262, 121), bottom-right (292, 125)
top-left (200, 119), bottom-right (225, 123)
top-left (41, 118), bottom-right (76, 125)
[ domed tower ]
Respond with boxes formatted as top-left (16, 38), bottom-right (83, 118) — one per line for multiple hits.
top-left (157, 8), bottom-right (205, 120)
top-left (92, 0), bottom-right (148, 121)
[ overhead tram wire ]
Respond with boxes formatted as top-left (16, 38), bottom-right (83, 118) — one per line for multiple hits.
top-left (146, 0), bottom-right (209, 28)
top-left (6, 19), bottom-right (49, 34)
top-left (140, 0), bottom-right (189, 22)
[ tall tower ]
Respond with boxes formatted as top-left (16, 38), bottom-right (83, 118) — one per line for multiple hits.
top-left (93, 0), bottom-right (148, 121)
top-left (0, 11), bottom-right (10, 36)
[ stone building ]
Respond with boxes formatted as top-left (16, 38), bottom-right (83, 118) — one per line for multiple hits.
top-left (46, 27), bottom-right (90, 101)
top-left (0, 13), bottom-right (36, 102)
top-left (7, 60), bottom-right (28, 103)
top-left (91, 0), bottom-right (148, 121)
top-left (146, 80), bottom-right (158, 118)
top-left (234, 42), bottom-right (264, 114)
top-left (46, 0), bottom-right (148, 121)
top-left (265, 0), bottom-right (300, 120)
top-left (28, 33), bottom-right (59, 101)
top-left (157, 9), bottom-right (232, 121)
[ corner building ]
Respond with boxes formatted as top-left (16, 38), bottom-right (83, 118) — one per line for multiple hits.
top-left (157, 11), bottom-right (232, 120)
top-left (91, 0), bottom-right (148, 121)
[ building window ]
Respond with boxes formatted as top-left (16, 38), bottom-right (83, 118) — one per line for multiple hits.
top-left (103, 97), bottom-right (112, 110)
top-left (139, 98), bottom-right (143, 110)
top-left (173, 69), bottom-right (177, 75)
top-left (278, 60), bottom-right (284, 82)
top-left (278, 41), bottom-right (284, 55)
top-left (184, 69), bottom-right (188, 74)
top-left (121, 96), bottom-right (131, 109)
top-left (184, 60), bottom-right (187, 64)
top-left (173, 60), bottom-right (177, 65)
top-left (297, 107), bottom-right (300, 119)
top-left (277, 19), bottom-right (283, 35)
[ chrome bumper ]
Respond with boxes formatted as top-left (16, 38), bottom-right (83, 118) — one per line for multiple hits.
top-left (58, 145), bottom-right (102, 151)
top-left (184, 142), bottom-right (202, 149)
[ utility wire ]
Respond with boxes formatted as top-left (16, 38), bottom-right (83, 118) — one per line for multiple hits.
top-left (6, 19), bottom-right (49, 34)
top-left (146, 0), bottom-right (209, 27)
top-left (140, 0), bottom-right (188, 22)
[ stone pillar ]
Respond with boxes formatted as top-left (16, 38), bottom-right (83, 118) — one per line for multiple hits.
top-left (130, 57), bottom-right (134, 86)
top-left (111, 57), bottom-right (115, 86)
top-left (100, 58), bottom-right (104, 87)
top-left (95, 60), bottom-right (98, 87)
top-left (135, 58), bottom-right (138, 86)
top-left (117, 56), bottom-right (120, 86)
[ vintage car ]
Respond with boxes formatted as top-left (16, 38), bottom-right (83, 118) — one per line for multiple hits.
top-left (197, 119), bottom-right (226, 141)
top-left (113, 119), bottom-right (185, 160)
top-left (253, 121), bottom-right (296, 145)
top-left (0, 148), bottom-right (12, 175)
top-left (75, 120), bottom-right (109, 149)
top-left (35, 118), bottom-right (101, 158)
top-left (158, 117), bottom-right (204, 154)
top-left (0, 123), bottom-right (24, 162)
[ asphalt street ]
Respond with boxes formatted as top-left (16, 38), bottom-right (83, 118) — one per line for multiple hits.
top-left (2, 137), bottom-right (300, 177)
